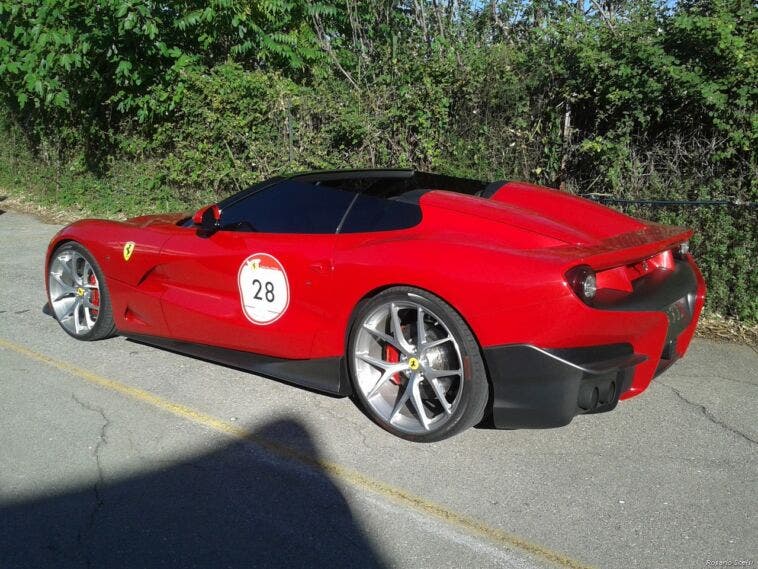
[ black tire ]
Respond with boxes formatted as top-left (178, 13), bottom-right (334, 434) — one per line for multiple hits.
top-left (47, 242), bottom-right (117, 341)
top-left (348, 286), bottom-right (489, 442)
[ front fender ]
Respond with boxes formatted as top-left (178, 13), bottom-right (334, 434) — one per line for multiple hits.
top-left (45, 219), bottom-right (179, 336)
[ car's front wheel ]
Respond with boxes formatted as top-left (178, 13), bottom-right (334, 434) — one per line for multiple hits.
top-left (348, 287), bottom-right (489, 442)
top-left (47, 242), bottom-right (116, 341)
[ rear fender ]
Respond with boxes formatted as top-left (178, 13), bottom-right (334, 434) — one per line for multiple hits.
top-left (317, 235), bottom-right (568, 357)
top-left (488, 182), bottom-right (645, 240)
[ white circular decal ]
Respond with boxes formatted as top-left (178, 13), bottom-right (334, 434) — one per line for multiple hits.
top-left (238, 253), bottom-right (290, 325)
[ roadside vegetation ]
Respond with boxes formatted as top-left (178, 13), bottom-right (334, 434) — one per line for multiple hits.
top-left (0, 0), bottom-right (755, 323)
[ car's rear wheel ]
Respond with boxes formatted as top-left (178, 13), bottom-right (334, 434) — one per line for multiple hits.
top-left (348, 287), bottom-right (489, 442)
top-left (47, 243), bottom-right (116, 341)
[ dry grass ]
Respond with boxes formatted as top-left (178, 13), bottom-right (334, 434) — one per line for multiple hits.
top-left (0, 192), bottom-right (125, 224)
top-left (697, 314), bottom-right (758, 348)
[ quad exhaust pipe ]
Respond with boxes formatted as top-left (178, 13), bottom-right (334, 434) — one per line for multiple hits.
top-left (578, 380), bottom-right (617, 412)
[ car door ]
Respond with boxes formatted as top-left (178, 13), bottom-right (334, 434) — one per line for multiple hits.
top-left (158, 180), bottom-right (356, 359)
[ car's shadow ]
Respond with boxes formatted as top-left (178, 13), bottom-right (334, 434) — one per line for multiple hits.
top-left (0, 418), bottom-right (386, 568)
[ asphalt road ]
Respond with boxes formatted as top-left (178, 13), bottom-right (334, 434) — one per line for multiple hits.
top-left (0, 208), bottom-right (756, 569)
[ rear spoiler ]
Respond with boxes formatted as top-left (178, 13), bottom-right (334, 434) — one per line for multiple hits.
top-left (554, 224), bottom-right (693, 271)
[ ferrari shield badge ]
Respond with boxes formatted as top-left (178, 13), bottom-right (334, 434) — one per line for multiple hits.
top-left (238, 253), bottom-right (290, 325)
top-left (123, 241), bottom-right (135, 261)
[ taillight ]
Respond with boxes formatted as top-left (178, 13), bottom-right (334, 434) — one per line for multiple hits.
top-left (566, 265), bottom-right (597, 303)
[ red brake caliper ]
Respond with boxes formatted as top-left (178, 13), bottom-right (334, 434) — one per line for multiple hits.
top-left (89, 274), bottom-right (100, 316)
top-left (384, 344), bottom-right (403, 385)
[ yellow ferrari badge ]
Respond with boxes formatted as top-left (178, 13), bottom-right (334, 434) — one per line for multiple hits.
top-left (123, 241), bottom-right (135, 261)
top-left (408, 357), bottom-right (420, 371)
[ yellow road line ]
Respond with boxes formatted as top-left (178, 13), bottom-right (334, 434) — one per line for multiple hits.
top-left (0, 336), bottom-right (594, 569)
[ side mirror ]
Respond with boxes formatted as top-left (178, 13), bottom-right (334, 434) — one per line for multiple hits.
top-left (192, 204), bottom-right (221, 234)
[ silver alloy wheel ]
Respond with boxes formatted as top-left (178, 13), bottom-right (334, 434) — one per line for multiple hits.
top-left (48, 249), bottom-right (101, 336)
top-left (353, 300), bottom-right (464, 434)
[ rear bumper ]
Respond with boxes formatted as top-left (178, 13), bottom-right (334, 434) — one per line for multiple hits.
top-left (483, 344), bottom-right (642, 428)
top-left (484, 256), bottom-right (705, 429)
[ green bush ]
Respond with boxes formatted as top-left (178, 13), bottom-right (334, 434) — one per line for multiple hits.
top-left (0, 115), bottom-right (185, 216)
top-left (148, 64), bottom-right (302, 202)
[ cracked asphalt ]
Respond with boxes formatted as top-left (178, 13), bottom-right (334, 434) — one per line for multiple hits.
top-left (0, 209), bottom-right (756, 569)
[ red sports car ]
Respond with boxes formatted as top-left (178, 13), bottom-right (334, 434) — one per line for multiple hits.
top-left (45, 170), bottom-right (705, 441)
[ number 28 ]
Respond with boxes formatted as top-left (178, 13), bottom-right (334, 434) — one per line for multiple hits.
top-left (252, 279), bottom-right (275, 302)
